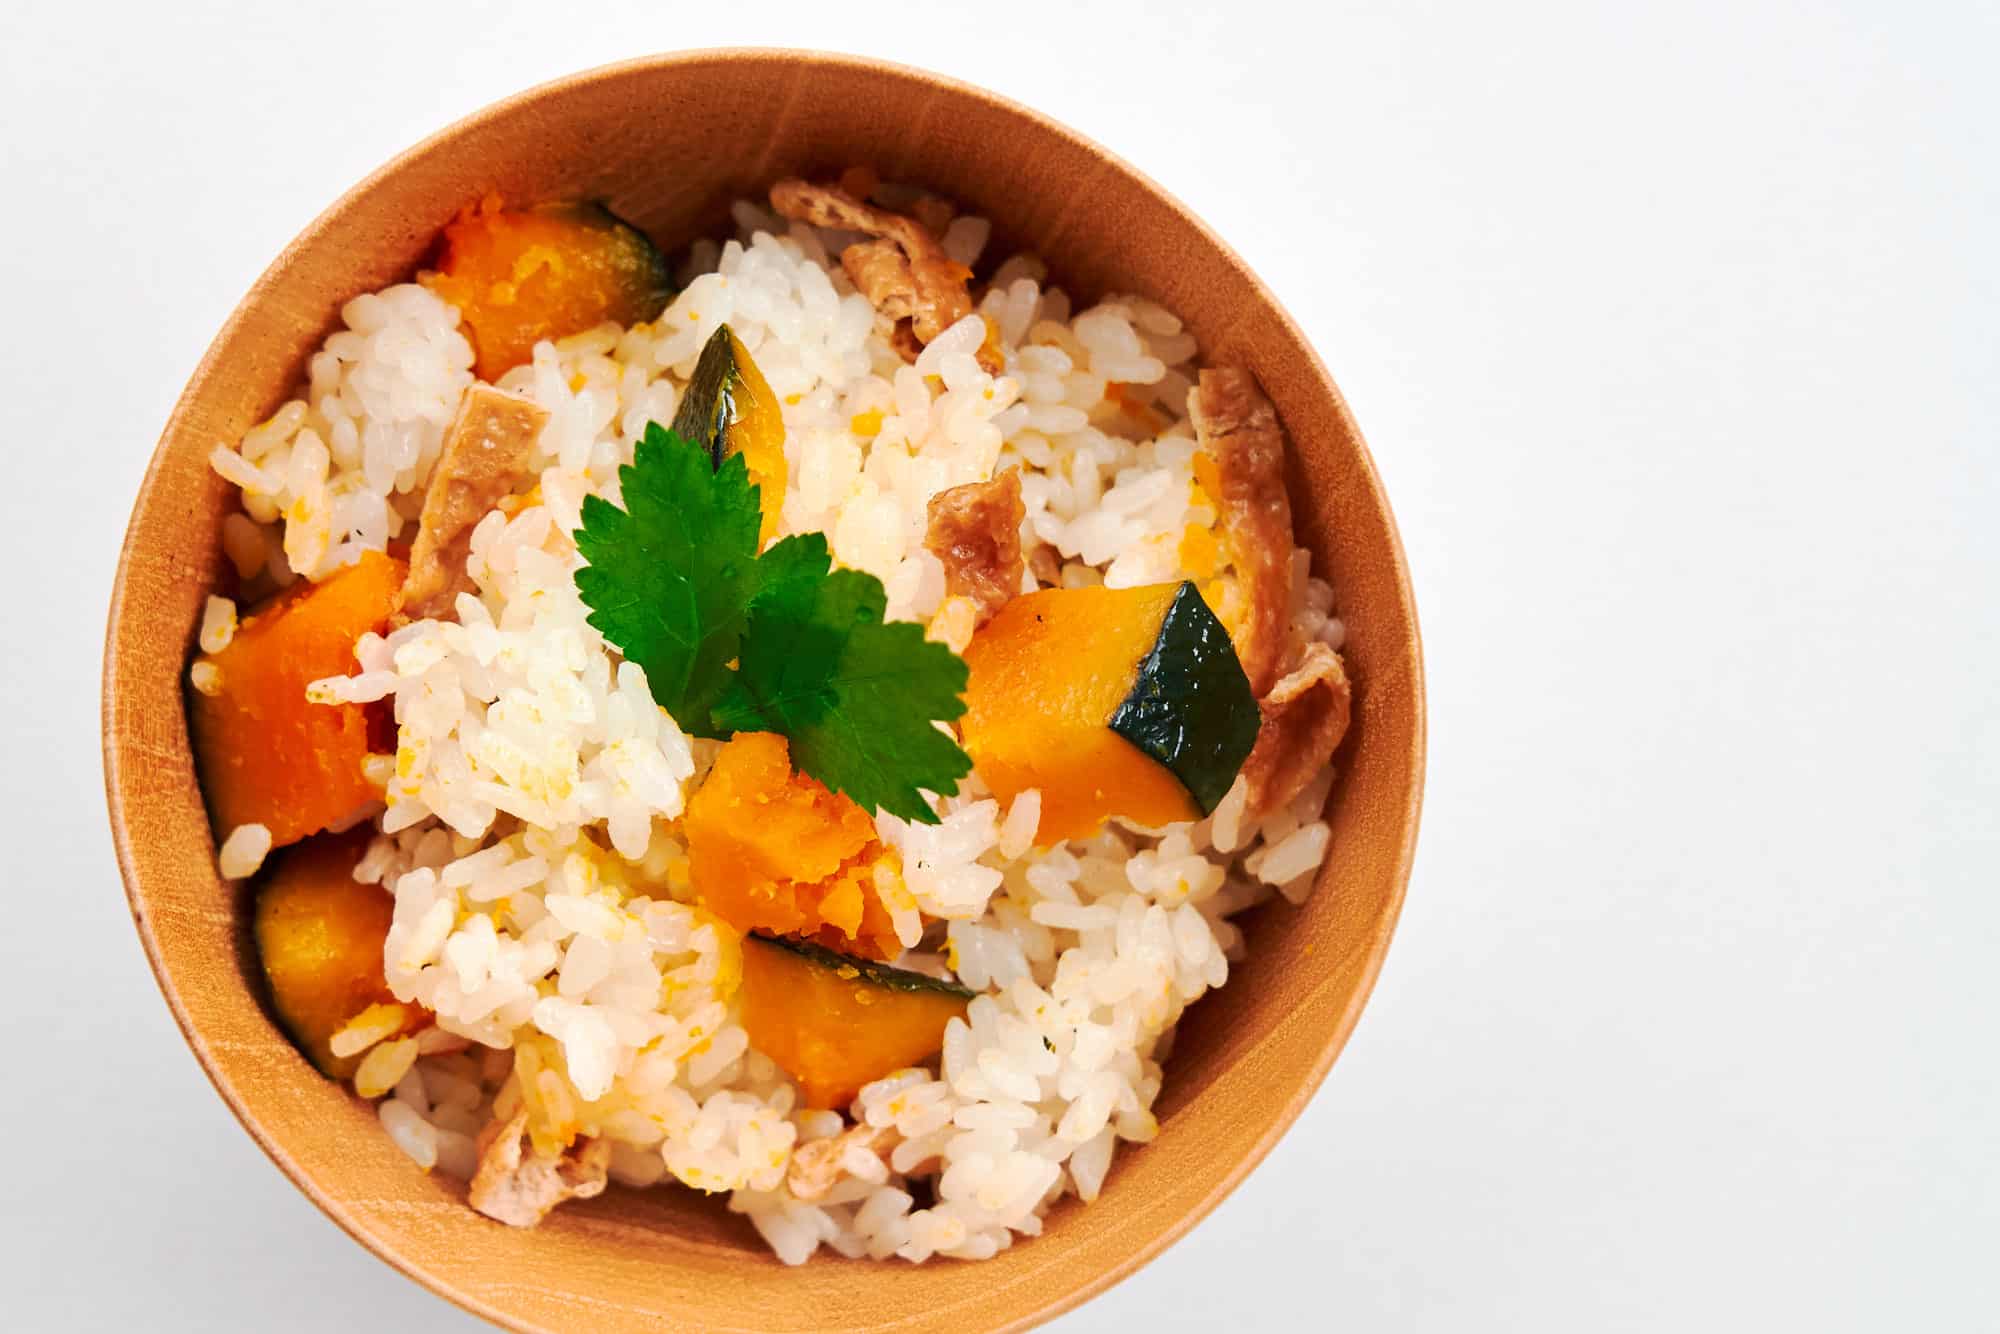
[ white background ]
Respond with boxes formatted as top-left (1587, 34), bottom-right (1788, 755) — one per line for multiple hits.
top-left (1, 2), bottom-right (1993, 1330)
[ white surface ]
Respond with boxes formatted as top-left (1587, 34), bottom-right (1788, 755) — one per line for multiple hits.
top-left (1, 2), bottom-right (1993, 1329)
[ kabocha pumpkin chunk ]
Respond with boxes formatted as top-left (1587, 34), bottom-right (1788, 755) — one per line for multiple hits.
top-left (421, 199), bottom-right (673, 381)
top-left (962, 581), bottom-right (1260, 845)
top-left (1109, 582), bottom-right (1263, 812)
top-left (739, 934), bottom-right (971, 1111)
top-left (253, 830), bottom-right (417, 1079)
top-left (188, 550), bottom-right (404, 848)
top-left (683, 732), bottom-right (903, 960)
top-left (671, 324), bottom-right (787, 544)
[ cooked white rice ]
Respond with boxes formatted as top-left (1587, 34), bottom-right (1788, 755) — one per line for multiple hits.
top-left (204, 195), bottom-right (1346, 1264)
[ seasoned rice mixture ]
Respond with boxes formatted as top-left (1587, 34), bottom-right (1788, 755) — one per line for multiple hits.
top-left (196, 184), bottom-right (1348, 1264)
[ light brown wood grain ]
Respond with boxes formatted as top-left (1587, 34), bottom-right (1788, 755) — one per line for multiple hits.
top-left (101, 49), bottom-right (1426, 1334)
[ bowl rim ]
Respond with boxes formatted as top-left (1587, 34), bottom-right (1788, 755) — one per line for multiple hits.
top-left (102, 46), bottom-right (1425, 1334)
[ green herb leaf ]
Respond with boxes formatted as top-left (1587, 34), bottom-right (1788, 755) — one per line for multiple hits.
top-left (574, 417), bottom-right (972, 817)
top-left (747, 531), bottom-right (837, 621)
top-left (573, 422), bottom-right (762, 737)
top-left (715, 562), bottom-right (971, 824)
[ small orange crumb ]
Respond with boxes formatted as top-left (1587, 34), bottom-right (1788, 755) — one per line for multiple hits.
top-left (1179, 524), bottom-right (1221, 580)
top-left (978, 315), bottom-right (1006, 372)
top-left (1192, 451), bottom-right (1222, 501)
top-left (1103, 381), bottom-right (1170, 434)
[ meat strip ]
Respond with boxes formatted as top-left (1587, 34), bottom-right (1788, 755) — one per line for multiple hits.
top-left (397, 384), bottom-right (546, 623)
top-left (1189, 367), bottom-right (1294, 697)
top-left (839, 239), bottom-right (921, 326)
top-left (467, 1106), bottom-right (610, 1228)
top-left (768, 178), bottom-right (1001, 373)
top-left (925, 471), bottom-right (1025, 625)
top-left (1241, 642), bottom-right (1352, 820)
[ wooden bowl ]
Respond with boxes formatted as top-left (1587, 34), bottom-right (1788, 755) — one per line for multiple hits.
top-left (102, 50), bottom-right (1424, 1334)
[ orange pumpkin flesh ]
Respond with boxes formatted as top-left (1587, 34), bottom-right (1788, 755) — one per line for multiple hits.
top-left (253, 830), bottom-right (416, 1079)
top-left (420, 199), bottom-right (673, 381)
top-left (188, 551), bottom-right (403, 848)
top-left (683, 732), bottom-right (902, 959)
top-left (961, 584), bottom-right (1202, 844)
top-left (739, 935), bottom-right (970, 1111)
top-left (724, 339), bottom-right (787, 547)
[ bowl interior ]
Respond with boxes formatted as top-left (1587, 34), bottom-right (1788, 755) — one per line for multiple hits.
top-left (104, 50), bottom-right (1423, 1334)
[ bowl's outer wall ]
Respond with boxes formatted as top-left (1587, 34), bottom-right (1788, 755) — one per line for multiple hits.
top-left (103, 51), bottom-right (1423, 1334)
